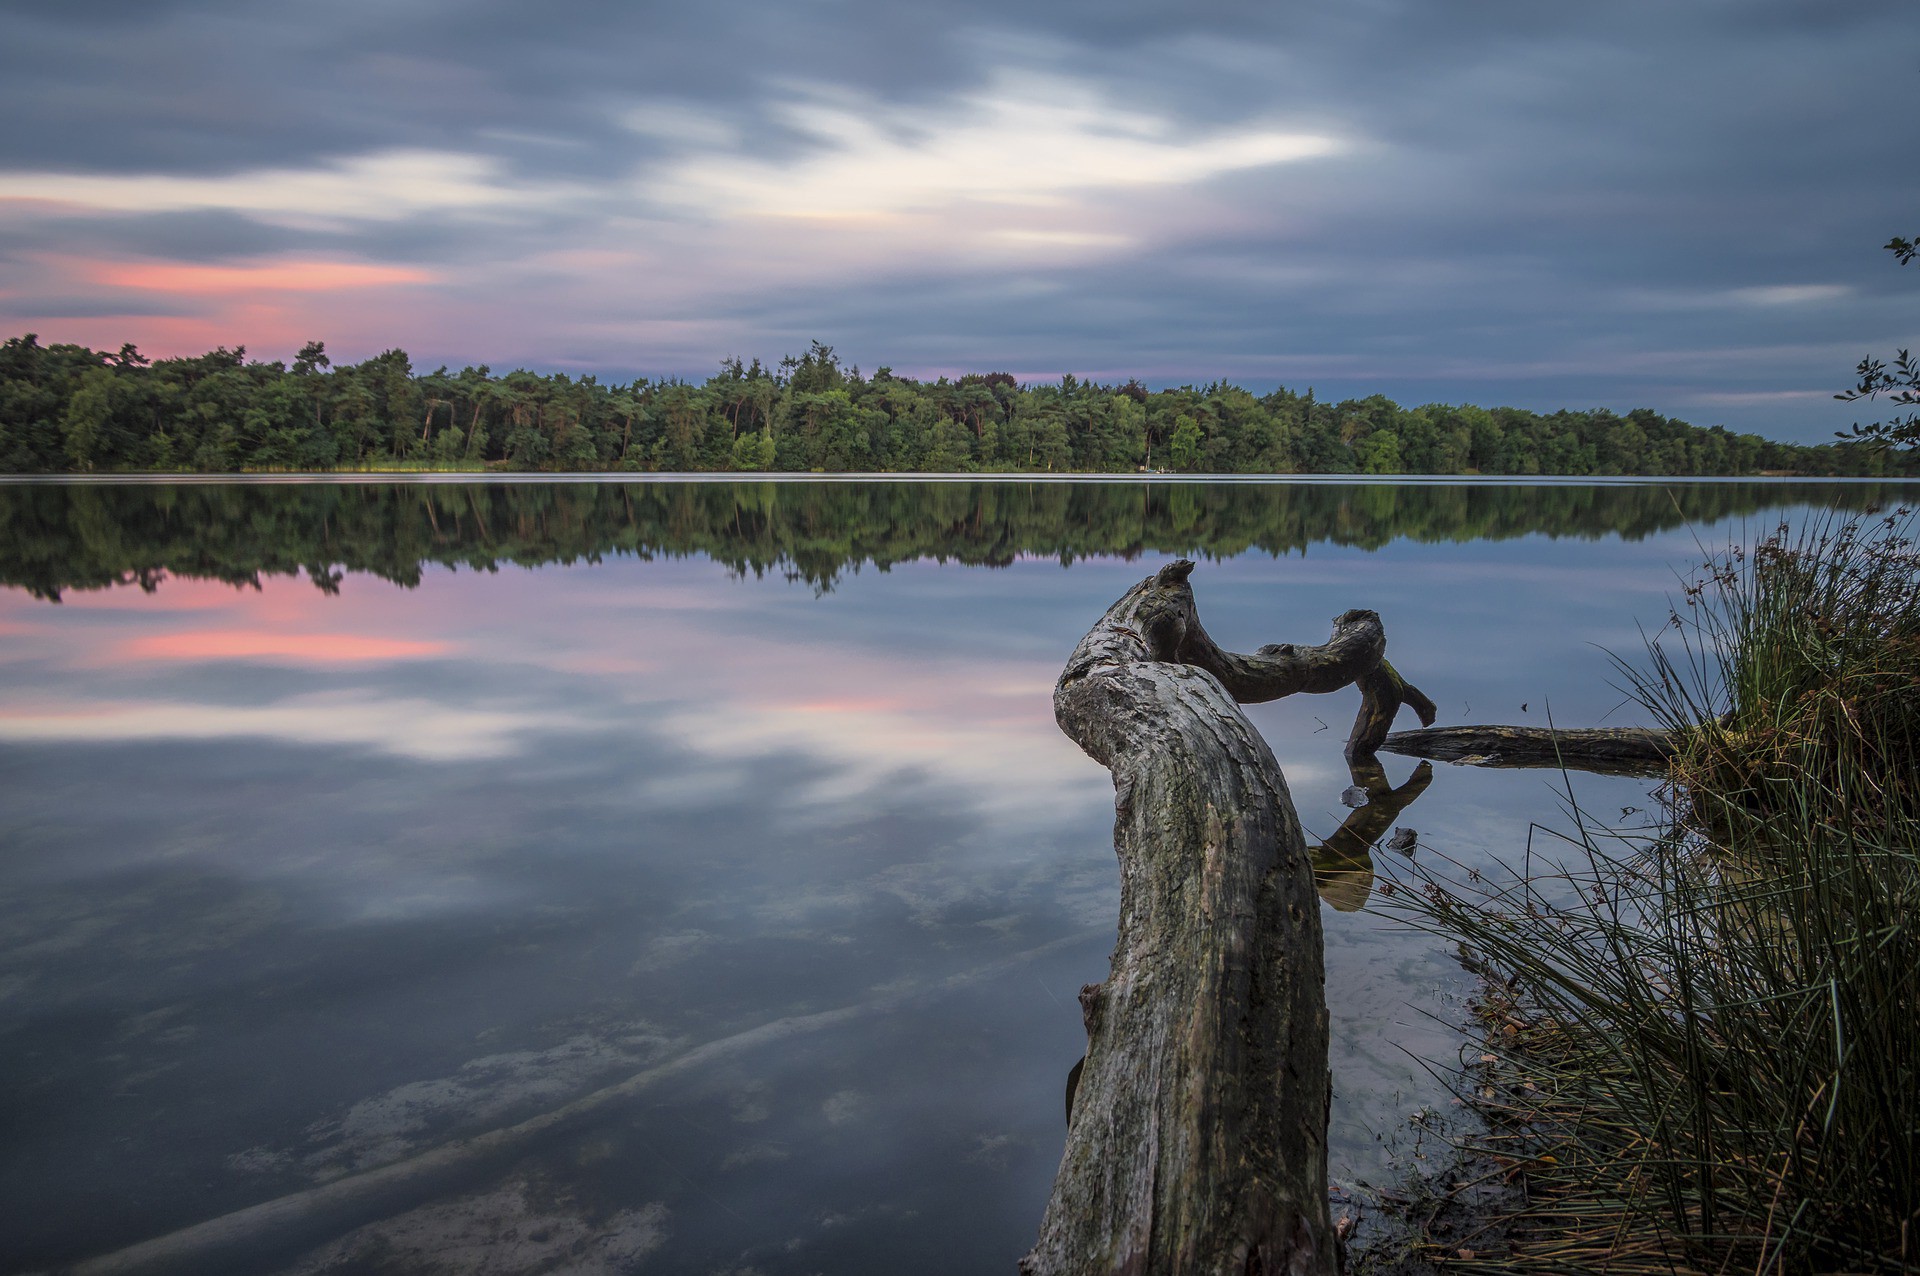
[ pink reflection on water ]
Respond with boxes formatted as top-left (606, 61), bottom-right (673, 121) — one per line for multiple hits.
top-left (0, 558), bottom-right (1102, 817)
top-left (113, 630), bottom-right (452, 665)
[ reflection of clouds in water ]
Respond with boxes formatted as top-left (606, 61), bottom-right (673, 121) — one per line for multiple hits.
top-left (870, 860), bottom-right (1004, 929)
top-left (1044, 858), bottom-right (1127, 931)
top-left (0, 556), bottom-right (1115, 835)
top-left (661, 699), bottom-right (1104, 826)
top-left (721, 1143), bottom-right (790, 1170)
top-left (515, 563), bottom-right (1116, 825)
top-left (1259, 749), bottom-right (1342, 798)
top-left (821, 1089), bottom-right (866, 1126)
top-left (3, 876), bottom-right (284, 963)
top-left (344, 873), bottom-right (514, 924)
top-left (0, 694), bottom-right (579, 761)
top-left (729, 1084), bottom-right (773, 1126)
top-left (965, 1132), bottom-right (1026, 1171)
top-left (0, 688), bottom-right (1109, 1269)
top-left (1, 705), bottom-right (1093, 962)
top-left (277, 1180), bottom-right (669, 1276)
top-left (630, 766), bottom-right (756, 810)
top-left (729, 820), bottom-right (1114, 945)
top-left (235, 1022), bottom-right (680, 1180)
top-left (107, 629), bottom-right (456, 665)
top-left (628, 929), bottom-right (715, 975)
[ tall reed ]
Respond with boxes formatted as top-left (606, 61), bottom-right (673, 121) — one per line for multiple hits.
top-left (1386, 510), bottom-right (1920, 1274)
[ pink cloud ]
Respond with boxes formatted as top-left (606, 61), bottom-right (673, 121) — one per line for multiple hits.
top-left (89, 258), bottom-right (436, 295)
top-left (0, 254), bottom-right (445, 361)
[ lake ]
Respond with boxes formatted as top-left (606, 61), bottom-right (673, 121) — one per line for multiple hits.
top-left (1, 476), bottom-right (1910, 1275)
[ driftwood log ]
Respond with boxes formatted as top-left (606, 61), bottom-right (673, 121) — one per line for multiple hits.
top-left (1381, 724), bottom-right (1675, 776)
top-left (1023, 561), bottom-right (1432, 1276)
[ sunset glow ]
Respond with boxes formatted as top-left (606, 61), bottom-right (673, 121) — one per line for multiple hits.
top-left (88, 259), bottom-right (438, 295)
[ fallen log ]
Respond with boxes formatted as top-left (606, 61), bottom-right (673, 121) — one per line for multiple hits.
top-left (1380, 724), bottom-right (1676, 776)
top-left (1024, 560), bottom-right (1431, 1276)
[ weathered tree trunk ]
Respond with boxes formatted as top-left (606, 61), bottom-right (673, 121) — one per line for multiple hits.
top-left (1025, 560), bottom-right (1431, 1276)
top-left (1381, 723), bottom-right (1676, 775)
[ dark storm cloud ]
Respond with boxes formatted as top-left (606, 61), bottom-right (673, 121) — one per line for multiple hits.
top-left (2, 294), bottom-right (204, 320)
top-left (0, 209), bottom-right (306, 261)
top-left (6, 0), bottom-right (1907, 184)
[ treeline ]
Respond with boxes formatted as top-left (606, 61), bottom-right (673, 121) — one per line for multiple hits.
top-left (3, 335), bottom-right (1909, 478)
top-left (4, 479), bottom-right (1907, 600)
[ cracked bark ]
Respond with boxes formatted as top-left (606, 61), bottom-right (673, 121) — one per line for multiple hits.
top-left (1024, 560), bottom-right (1432, 1276)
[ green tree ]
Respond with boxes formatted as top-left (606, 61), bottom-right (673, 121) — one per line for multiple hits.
top-left (919, 418), bottom-right (972, 471)
top-left (1836, 236), bottom-right (1918, 449)
top-left (292, 341), bottom-right (330, 376)
top-left (60, 367), bottom-right (116, 471)
top-left (1354, 428), bottom-right (1403, 474)
top-left (1106, 394), bottom-right (1148, 470)
top-left (1168, 414), bottom-right (1204, 471)
top-left (730, 429), bottom-right (777, 471)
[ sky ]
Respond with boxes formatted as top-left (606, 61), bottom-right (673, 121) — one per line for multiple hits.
top-left (0, 0), bottom-right (1914, 444)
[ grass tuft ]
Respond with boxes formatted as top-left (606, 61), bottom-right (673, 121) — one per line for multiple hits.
top-left (1380, 509), bottom-right (1920, 1274)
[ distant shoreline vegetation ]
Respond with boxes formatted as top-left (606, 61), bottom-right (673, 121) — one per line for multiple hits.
top-left (6, 334), bottom-right (1912, 478)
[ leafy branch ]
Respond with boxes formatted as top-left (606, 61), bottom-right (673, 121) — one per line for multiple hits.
top-left (1835, 236), bottom-right (1919, 448)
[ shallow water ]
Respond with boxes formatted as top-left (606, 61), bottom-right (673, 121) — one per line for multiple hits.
top-left (0, 478), bottom-right (1908, 1275)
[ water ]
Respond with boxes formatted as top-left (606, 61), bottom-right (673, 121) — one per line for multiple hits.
top-left (0, 478), bottom-right (1909, 1275)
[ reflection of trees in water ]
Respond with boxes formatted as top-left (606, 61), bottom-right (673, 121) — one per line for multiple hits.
top-left (2, 479), bottom-right (1905, 601)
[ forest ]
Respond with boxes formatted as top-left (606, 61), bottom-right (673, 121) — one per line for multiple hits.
top-left (4, 334), bottom-right (1909, 478)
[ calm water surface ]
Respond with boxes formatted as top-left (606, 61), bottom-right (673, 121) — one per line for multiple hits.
top-left (0, 478), bottom-right (1908, 1275)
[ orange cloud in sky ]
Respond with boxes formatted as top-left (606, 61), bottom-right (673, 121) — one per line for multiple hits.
top-left (90, 258), bottom-right (437, 294)
top-left (1, 305), bottom-right (373, 364)
top-left (116, 630), bottom-right (452, 664)
top-left (1, 253), bottom-right (448, 360)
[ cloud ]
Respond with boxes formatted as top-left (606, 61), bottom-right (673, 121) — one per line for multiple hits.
top-left (1622, 283), bottom-right (1855, 311)
top-left (81, 259), bottom-right (437, 295)
top-left (0, 150), bottom-right (543, 225)
top-left (1682, 389), bottom-right (1837, 406)
top-left (1727, 284), bottom-right (1853, 307)
top-left (650, 73), bottom-right (1343, 220)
